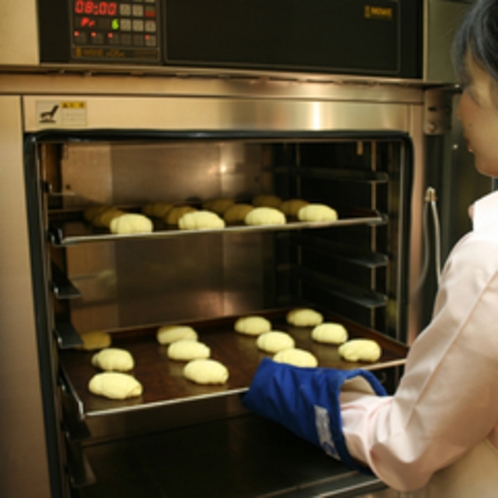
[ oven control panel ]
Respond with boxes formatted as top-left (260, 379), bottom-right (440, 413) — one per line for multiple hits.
top-left (71, 0), bottom-right (160, 63)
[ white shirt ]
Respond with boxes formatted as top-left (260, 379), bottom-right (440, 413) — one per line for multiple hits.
top-left (340, 190), bottom-right (498, 494)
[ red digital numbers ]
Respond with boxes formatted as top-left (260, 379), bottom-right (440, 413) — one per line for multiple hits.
top-left (75, 1), bottom-right (117, 16)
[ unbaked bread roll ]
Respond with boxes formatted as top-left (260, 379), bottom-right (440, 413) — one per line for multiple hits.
top-left (88, 372), bottom-right (143, 400)
top-left (167, 340), bottom-right (210, 361)
top-left (273, 348), bottom-right (318, 367)
top-left (279, 199), bottom-right (309, 217)
top-left (256, 331), bottom-right (295, 353)
top-left (202, 198), bottom-right (235, 215)
top-left (338, 339), bottom-right (382, 363)
top-left (165, 206), bottom-right (197, 225)
top-left (110, 213), bottom-right (153, 234)
top-left (84, 205), bottom-right (110, 223)
top-left (78, 331), bottom-right (112, 351)
top-left (244, 207), bottom-right (286, 226)
top-left (178, 210), bottom-right (226, 230)
top-left (298, 204), bottom-right (338, 222)
top-left (223, 204), bottom-right (255, 224)
top-left (183, 359), bottom-right (229, 385)
top-left (156, 325), bottom-right (198, 345)
top-left (91, 348), bottom-right (134, 372)
top-left (234, 316), bottom-right (272, 336)
top-left (311, 323), bottom-right (348, 345)
top-left (142, 202), bottom-right (173, 218)
top-left (253, 194), bottom-right (282, 208)
top-left (287, 308), bottom-right (324, 327)
top-left (93, 207), bottom-right (126, 228)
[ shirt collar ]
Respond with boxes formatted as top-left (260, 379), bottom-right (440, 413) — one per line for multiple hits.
top-left (472, 190), bottom-right (498, 231)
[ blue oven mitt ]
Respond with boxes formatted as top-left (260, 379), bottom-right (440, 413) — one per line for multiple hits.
top-left (241, 357), bottom-right (387, 475)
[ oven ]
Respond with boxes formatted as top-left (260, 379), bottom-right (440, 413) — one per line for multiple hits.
top-left (0, 1), bottom-right (478, 498)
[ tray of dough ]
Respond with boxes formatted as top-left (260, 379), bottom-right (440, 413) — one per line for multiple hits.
top-left (59, 309), bottom-right (408, 420)
top-left (48, 207), bottom-right (385, 246)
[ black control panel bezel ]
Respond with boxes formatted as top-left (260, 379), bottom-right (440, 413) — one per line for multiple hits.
top-left (38, 0), bottom-right (422, 78)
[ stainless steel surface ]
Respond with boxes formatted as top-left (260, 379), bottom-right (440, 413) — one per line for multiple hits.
top-left (23, 95), bottom-right (417, 134)
top-left (0, 0), bottom-right (38, 66)
top-left (0, 97), bottom-right (52, 496)
top-left (53, 218), bottom-right (383, 245)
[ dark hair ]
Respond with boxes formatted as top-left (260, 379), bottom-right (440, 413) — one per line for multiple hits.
top-left (453, 0), bottom-right (498, 84)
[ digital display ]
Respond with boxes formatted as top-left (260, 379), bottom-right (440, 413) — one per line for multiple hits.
top-left (74, 1), bottom-right (118, 16)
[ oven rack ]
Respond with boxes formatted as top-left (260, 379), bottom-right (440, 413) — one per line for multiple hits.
top-left (48, 211), bottom-right (385, 247)
top-left (58, 310), bottom-right (407, 422)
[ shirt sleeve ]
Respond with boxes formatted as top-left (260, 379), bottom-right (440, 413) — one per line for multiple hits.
top-left (339, 236), bottom-right (498, 492)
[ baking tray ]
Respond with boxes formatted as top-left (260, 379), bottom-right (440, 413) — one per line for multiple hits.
top-left (48, 207), bottom-right (385, 246)
top-left (59, 310), bottom-right (407, 420)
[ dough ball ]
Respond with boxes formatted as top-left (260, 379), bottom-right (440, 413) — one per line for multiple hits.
top-left (178, 210), bottom-right (226, 230)
top-left (244, 207), bottom-right (286, 226)
top-left (93, 207), bottom-right (126, 228)
top-left (110, 213), bottom-right (153, 234)
top-left (279, 199), bottom-right (309, 217)
top-left (91, 348), bottom-right (135, 372)
top-left (286, 308), bottom-right (324, 327)
top-left (165, 206), bottom-right (197, 225)
top-left (183, 359), bottom-right (229, 385)
top-left (88, 372), bottom-right (143, 400)
top-left (234, 316), bottom-right (272, 336)
top-left (223, 204), bottom-right (255, 224)
top-left (311, 323), bottom-right (348, 345)
top-left (338, 339), bottom-right (382, 363)
top-left (142, 202), bottom-right (173, 218)
top-left (167, 340), bottom-right (211, 361)
top-left (256, 331), bottom-right (295, 353)
top-left (253, 194), bottom-right (282, 208)
top-left (298, 204), bottom-right (338, 222)
top-left (84, 205), bottom-right (110, 223)
top-left (78, 331), bottom-right (112, 351)
top-left (273, 348), bottom-right (318, 368)
top-left (202, 198), bottom-right (235, 215)
top-left (156, 325), bottom-right (198, 345)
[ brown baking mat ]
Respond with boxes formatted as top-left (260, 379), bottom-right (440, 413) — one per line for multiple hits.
top-left (59, 309), bottom-right (408, 419)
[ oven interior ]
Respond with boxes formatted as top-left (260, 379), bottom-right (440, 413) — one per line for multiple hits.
top-left (28, 132), bottom-right (412, 496)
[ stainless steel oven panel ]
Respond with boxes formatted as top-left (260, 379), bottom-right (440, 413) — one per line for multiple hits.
top-left (23, 95), bottom-right (416, 133)
top-left (0, 96), bottom-right (53, 497)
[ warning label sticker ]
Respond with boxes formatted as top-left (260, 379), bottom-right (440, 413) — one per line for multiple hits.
top-left (36, 101), bottom-right (87, 127)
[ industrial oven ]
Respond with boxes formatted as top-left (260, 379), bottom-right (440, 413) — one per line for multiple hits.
top-left (0, 1), bottom-right (481, 497)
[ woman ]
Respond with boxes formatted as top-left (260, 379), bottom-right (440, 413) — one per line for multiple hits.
top-left (243, 1), bottom-right (498, 495)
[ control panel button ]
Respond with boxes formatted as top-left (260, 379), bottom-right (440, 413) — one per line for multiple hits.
top-left (144, 6), bottom-right (156, 17)
top-left (120, 18), bottom-right (132, 31)
top-left (107, 32), bottom-right (120, 45)
top-left (120, 4), bottom-right (131, 16)
top-left (90, 32), bottom-right (104, 44)
top-left (74, 31), bottom-right (88, 45)
top-left (120, 33), bottom-right (132, 45)
top-left (132, 19), bottom-right (144, 31)
top-left (144, 20), bottom-right (156, 33)
top-left (144, 34), bottom-right (156, 47)
top-left (133, 34), bottom-right (144, 46)
top-left (132, 4), bottom-right (144, 16)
